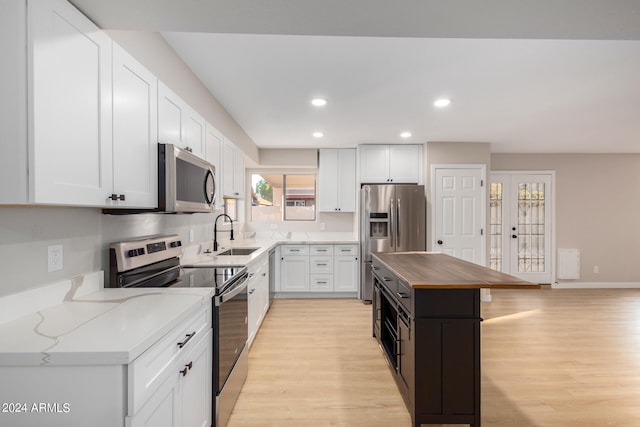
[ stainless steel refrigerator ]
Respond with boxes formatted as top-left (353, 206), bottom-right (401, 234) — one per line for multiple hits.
top-left (360, 184), bottom-right (426, 302)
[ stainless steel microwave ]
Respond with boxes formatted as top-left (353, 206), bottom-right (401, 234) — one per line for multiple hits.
top-left (158, 144), bottom-right (216, 213)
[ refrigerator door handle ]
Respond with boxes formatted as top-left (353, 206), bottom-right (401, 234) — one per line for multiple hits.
top-left (389, 198), bottom-right (395, 250)
top-left (396, 198), bottom-right (401, 249)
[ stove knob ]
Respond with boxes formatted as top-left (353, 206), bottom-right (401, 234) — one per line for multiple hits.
top-left (170, 241), bottom-right (182, 248)
top-left (127, 250), bottom-right (137, 258)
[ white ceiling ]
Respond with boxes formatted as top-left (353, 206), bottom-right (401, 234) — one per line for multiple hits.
top-left (71, 0), bottom-right (640, 153)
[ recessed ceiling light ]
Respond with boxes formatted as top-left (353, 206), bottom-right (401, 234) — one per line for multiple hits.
top-left (311, 98), bottom-right (327, 107)
top-left (400, 132), bottom-right (412, 138)
top-left (434, 98), bottom-right (451, 108)
top-left (313, 132), bottom-right (324, 138)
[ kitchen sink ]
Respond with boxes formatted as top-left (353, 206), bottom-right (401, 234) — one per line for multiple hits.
top-left (217, 247), bottom-right (259, 256)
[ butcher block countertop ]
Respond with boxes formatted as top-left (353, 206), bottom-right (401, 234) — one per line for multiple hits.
top-left (372, 252), bottom-right (540, 289)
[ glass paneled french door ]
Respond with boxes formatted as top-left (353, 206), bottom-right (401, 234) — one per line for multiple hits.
top-left (490, 172), bottom-right (553, 284)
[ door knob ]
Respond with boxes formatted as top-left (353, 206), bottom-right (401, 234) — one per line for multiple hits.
top-left (437, 240), bottom-right (443, 245)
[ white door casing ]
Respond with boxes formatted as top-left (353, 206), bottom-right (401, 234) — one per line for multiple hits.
top-left (432, 165), bottom-right (486, 265)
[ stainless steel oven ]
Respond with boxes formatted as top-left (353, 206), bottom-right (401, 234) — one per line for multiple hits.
top-left (181, 266), bottom-right (249, 427)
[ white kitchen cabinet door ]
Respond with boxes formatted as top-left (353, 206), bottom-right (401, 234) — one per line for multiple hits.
top-left (318, 148), bottom-right (356, 212)
top-left (222, 139), bottom-right (245, 198)
top-left (127, 375), bottom-right (179, 427)
top-left (111, 43), bottom-right (158, 208)
top-left (359, 145), bottom-right (422, 184)
top-left (205, 123), bottom-right (223, 209)
top-left (280, 256), bottom-right (310, 291)
top-left (180, 329), bottom-right (213, 427)
top-left (359, 145), bottom-right (389, 183)
top-left (29, 0), bottom-right (113, 205)
top-left (334, 255), bottom-right (358, 292)
top-left (233, 147), bottom-right (246, 198)
top-left (388, 145), bottom-right (421, 183)
top-left (184, 107), bottom-right (206, 159)
top-left (158, 82), bottom-right (185, 146)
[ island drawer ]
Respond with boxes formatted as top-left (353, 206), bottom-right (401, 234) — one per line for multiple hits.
top-left (396, 279), bottom-right (412, 313)
top-left (372, 262), bottom-right (398, 295)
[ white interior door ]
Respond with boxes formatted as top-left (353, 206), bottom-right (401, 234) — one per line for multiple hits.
top-left (432, 166), bottom-right (485, 265)
top-left (490, 172), bottom-right (553, 283)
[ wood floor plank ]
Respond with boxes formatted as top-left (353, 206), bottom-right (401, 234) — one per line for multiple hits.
top-left (227, 289), bottom-right (640, 426)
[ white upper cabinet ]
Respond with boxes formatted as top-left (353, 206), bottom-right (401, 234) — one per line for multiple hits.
top-left (222, 139), bottom-right (245, 199)
top-left (359, 144), bottom-right (423, 184)
top-left (158, 82), bottom-right (206, 159)
top-left (0, 0), bottom-right (114, 206)
top-left (111, 43), bottom-right (158, 208)
top-left (158, 82), bottom-right (184, 145)
top-left (205, 122), bottom-right (223, 208)
top-left (318, 149), bottom-right (356, 212)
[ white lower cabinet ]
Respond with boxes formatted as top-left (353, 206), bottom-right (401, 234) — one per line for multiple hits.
top-left (128, 304), bottom-right (212, 427)
top-left (247, 253), bottom-right (270, 347)
top-left (0, 303), bottom-right (212, 427)
top-left (128, 329), bottom-right (212, 427)
top-left (278, 244), bottom-right (358, 295)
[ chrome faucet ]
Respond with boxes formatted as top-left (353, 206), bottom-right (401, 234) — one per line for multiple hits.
top-left (213, 214), bottom-right (234, 252)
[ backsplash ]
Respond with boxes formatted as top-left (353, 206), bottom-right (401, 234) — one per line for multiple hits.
top-left (0, 205), bottom-right (355, 298)
top-left (0, 206), bottom-right (225, 298)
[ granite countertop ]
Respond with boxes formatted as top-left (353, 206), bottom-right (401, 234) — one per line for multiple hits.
top-left (0, 285), bottom-right (214, 366)
top-left (372, 252), bottom-right (539, 289)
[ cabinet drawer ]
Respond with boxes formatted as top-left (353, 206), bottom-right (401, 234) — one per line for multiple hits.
top-left (396, 280), bottom-right (412, 313)
top-left (310, 245), bottom-right (334, 255)
top-left (334, 244), bottom-right (358, 256)
top-left (310, 275), bottom-right (334, 292)
top-left (310, 256), bottom-right (333, 274)
top-left (128, 304), bottom-right (211, 415)
top-left (281, 245), bottom-right (309, 256)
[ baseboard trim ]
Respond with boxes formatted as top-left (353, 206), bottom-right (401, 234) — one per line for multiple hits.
top-left (552, 282), bottom-right (640, 289)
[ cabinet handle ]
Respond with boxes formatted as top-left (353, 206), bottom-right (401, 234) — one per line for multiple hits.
top-left (177, 331), bottom-right (196, 349)
top-left (316, 281), bottom-right (327, 284)
top-left (262, 272), bottom-right (267, 277)
top-left (180, 367), bottom-right (188, 376)
top-left (396, 292), bottom-right (409, 299)
top-left (185, 146), bottom-right (193, 153)
top-left (108, 194), bottom-right (126, 201)
top-left (186, 361), bottom-right (193, 371)
top-left (249, 288), bottom-right (256, 294)
top-left (316, 263), bottom-right (327, 266)
top-left (383, 277), bottom-right (392, 282)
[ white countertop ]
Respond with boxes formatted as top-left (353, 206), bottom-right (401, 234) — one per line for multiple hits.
top-left (181, 235), bottom-right (358, 268)
top-left (0, 284), bottom-right (214, 366)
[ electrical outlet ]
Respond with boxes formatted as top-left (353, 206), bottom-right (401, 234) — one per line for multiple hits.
top-left (189, 229), bottom-right (195, 243)
top-left (594, 266), bottom-right (599, 274)
top-left (320, 222), bottom-right (326, 231)
top-left (270, 223), bottom-right (278, 230)
top-left (48, 245), bottom-right (63, 272)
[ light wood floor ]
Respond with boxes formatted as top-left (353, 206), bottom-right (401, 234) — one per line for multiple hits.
top-left (227, 289), bottom-right (640, 426)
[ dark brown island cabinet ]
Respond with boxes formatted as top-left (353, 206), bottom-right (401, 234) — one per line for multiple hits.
top-left (371, 252), bottom-right (539, 427)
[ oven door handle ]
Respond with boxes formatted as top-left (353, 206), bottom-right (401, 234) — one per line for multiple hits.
top-left (215, 273), bottom-right (249, 305)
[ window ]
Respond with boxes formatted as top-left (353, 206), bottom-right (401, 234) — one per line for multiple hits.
top-left (250, 173), bottom-right (316, 221)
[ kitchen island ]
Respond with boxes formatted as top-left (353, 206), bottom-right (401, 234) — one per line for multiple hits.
top-left (371, 252), bottom-right (539, 427)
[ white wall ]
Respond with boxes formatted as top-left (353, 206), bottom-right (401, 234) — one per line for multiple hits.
top-left (492, 153), bottom-right (640, 283)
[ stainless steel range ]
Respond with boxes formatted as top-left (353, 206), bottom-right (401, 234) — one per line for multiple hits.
top-left (109, 234), bottom-right (249, 427)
